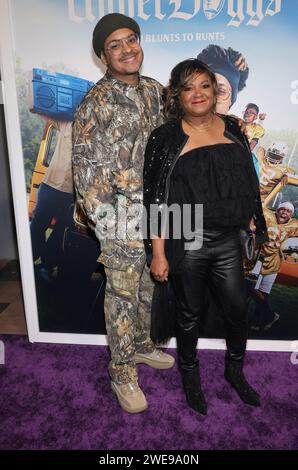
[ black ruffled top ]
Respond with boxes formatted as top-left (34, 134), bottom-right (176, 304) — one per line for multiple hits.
top-left (169, 142), bottom-right (256, 230)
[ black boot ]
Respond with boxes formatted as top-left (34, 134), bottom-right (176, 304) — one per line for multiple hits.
top-left (224, 359), bottom-right (260, 407)
top-left (181, 367), bottom-right (208, 415)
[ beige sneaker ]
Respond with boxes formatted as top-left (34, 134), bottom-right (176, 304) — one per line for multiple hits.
top-left (135, 349), bottom-right (175, 369)
top-left (111, 381), bottom-right (148, 414)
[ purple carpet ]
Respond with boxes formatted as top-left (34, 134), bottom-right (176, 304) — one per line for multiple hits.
top-left (0, 334), bottom-right (297, 450)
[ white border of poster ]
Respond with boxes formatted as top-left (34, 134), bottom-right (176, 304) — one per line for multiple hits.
top-left (0, 0), bottom-right (295, 352)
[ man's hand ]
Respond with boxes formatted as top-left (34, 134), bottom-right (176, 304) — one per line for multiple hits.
top-left (259, 113), bottom-right (266, 121)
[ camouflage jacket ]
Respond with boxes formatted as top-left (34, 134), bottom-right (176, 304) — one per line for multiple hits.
top-left (72, 71), bottom-right (164, 270)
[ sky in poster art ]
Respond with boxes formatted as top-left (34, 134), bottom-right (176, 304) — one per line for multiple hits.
top-left (10, 0), bottom-right (298, 130)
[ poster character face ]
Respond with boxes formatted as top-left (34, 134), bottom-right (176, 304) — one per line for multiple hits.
top-left (179, 72), bottom-right (215, 117)
top-left (244, 107), bottom-right (258, 123)
top-left (214, 73), bottom-right (232, 114)
top-left (276, 207), bottom-right (293, 224)
top-left (265, 142), bottom-right (288, 165)
top-left (197, 45), bottom-right (249, 115)
top-left (101, 28), bottom-right (143, 82)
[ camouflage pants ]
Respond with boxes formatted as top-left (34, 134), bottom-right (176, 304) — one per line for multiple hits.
top-left (104, 261), bottom-right (155, 385)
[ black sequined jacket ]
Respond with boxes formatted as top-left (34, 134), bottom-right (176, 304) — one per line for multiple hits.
top-left (143, 115), bottom-right (268, 263)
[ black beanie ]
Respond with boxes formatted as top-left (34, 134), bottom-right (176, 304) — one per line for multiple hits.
top-left (92, 13), bottom-right (141, 58)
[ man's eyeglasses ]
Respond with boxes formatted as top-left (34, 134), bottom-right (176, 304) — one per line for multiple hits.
top-left (105, 34), bottom-right (140, 55)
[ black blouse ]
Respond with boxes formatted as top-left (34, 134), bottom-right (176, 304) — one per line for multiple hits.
top-left (169, 142), bottom-right (256, 231)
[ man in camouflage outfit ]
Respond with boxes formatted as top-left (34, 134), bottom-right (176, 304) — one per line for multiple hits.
top-left (73, 13), bottom-right (174, 413)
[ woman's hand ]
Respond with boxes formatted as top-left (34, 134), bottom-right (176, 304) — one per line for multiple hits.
top-left (150, 255), bottom-right (169, 283)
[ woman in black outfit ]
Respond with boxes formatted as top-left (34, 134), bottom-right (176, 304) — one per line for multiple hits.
top-left (143, 59), bottom-right (268, 415)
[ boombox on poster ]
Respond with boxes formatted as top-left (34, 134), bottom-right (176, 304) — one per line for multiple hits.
top-left (28, 69), bottom-right (94, 121)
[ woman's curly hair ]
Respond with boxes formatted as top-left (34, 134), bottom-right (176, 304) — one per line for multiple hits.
top-left (163, 58), bottom-right (218, 120)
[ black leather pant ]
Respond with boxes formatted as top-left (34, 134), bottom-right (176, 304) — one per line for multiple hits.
top-left (171, 228), bottom-right (248, 372)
